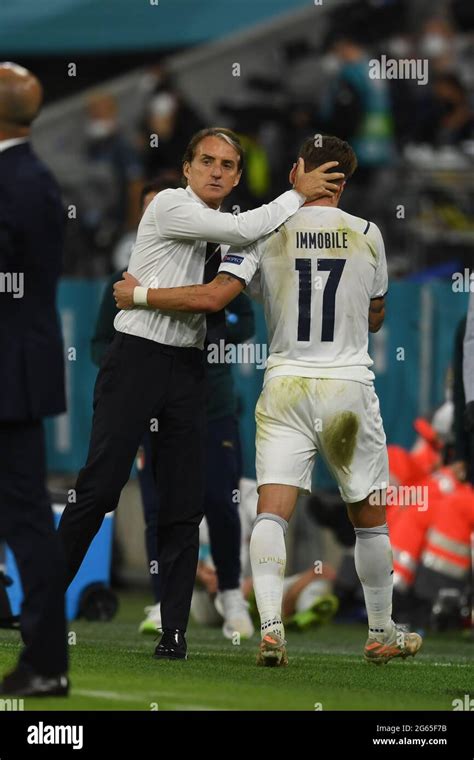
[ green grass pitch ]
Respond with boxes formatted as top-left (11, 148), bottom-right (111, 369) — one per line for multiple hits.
top-left (0, 591), bottom-right (472, 711)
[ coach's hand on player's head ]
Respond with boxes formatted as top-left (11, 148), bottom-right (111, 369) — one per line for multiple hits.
top-left (114, 271), bottom-right (140, 310)
top-left (291, 158), bottom-right (345, 200)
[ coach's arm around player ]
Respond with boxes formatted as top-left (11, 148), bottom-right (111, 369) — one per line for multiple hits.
top-left (114, 272), bottom-right (386, 334)
top-left (114, 270), bottom-right (244, 313)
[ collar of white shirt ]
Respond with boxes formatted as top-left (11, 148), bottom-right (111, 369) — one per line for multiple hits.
top-left (0, 137), bottom-right (28, 153)
top-left (185, 184), bottom-right (221, 211)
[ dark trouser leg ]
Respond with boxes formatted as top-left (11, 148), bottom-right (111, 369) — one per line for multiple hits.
top-left (58, 334), bottom-right (171, 588)
top-left (204, 416), bottom-right (242, 591)
top-left (0, 420), bottom-right (67, 676)
top-left (137, 432), bottom-right (161, 603)
top-left (153, 350), bottom-right (206, 632)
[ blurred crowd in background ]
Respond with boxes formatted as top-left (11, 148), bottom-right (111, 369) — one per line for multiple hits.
top-left (53, 0), bottom-right (474, 278)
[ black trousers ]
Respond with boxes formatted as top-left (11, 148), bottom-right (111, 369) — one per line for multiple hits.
top-left (138, 415), bottom-right (242, 602)
top-left (58, 332), bottom-right (206, 631)
top-left (0, 420), bottom-right (68, 676)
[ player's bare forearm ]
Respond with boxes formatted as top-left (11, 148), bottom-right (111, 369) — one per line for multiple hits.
top-left (147, 273), bottom-right (244, 313)
top-left (369, 296), bottom-right (385, 332)
top-left (369, 316), bottom-right (384, 333)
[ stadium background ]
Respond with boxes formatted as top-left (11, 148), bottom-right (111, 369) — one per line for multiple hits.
top-left (1, 0), bottom-right (473, 708)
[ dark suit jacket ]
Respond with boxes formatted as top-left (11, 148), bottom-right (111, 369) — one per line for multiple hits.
top-left (0, 142), bottom-right (66, 420)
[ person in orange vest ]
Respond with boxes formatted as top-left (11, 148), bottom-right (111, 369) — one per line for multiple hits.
top-left (386, 416), bottom-right (445, 538)
top-left (412, 309), bottom-right (474, 626)
top-left (415, 480), bottom-right (473, 593)
top-left (388, 396), bottom-right (474, 629)
top-left (391, 464), bottom-right (465, 592)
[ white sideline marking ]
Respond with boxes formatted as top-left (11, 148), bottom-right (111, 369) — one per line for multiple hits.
top-left (75, 689), bottom-right (218, 709)
top-left (75, 689), bottom-right (190, 700)
top-left (75, 689), bottom-right (145, 702)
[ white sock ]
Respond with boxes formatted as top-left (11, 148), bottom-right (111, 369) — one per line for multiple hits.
top-left (250, 514), bottom-right (287, 639)
top-left (354, 524), bottom-right (394, 640)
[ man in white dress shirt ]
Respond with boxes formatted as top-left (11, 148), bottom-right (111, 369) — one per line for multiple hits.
top-left (59, 127), bottom-right (344, 659)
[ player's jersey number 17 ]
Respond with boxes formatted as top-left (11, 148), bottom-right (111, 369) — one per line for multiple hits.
top-left (295, 258), bottom-right (346, 343)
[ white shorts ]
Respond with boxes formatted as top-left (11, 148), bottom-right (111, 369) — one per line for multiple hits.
top-left (255, 376), bottom-right (388, 503)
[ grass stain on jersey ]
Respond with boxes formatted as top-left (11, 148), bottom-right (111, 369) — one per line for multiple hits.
top-left (322, 411), bottom-right (359, 473)
top-left (339, 228), bottom-right (378, 262)
top-left (263, 225), bottom-right (294, 313)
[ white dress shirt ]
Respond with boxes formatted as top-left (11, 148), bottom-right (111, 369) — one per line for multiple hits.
top-left (114, 185), bottom-right (304, 349)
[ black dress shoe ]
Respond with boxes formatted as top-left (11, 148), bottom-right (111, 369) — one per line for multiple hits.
top-left (154, 629), bottom-right (187, 660)
top-left (0, 666), bottom-right (69, 696)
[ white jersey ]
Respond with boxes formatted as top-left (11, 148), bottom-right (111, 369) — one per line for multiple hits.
top-left (219, 205), bottom-right (388, 385)
top-left (114, 185), bottom-right (304, 349)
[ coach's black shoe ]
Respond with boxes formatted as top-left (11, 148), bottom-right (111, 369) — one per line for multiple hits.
top-left (0, 665), bottom-right (69, 696)
top-left (154, 629), bottom-right (187, 660)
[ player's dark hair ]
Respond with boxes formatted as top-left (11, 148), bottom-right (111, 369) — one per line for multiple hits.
top-left (182, 127), bottom-right (244, 177)
top-left (298, 134), bottom-right (357, 184)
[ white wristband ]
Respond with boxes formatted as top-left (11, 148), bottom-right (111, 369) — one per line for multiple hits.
top-left (133, 286), bottom-right (149, 307)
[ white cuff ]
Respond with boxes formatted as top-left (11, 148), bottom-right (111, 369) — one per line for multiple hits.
top-left (292, 189), bottom-right (307, 206)
top-left (133, 286), bottom-right (149, 307)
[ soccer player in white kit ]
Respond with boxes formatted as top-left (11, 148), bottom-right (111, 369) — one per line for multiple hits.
top-left (114, 135), bottom-right (423, 667)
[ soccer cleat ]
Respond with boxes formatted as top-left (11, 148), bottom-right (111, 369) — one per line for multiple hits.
top-left (286, 593), bottom-right (339, 631)
top-left (364, 623), bottom-right (423, 665)
top-left (139, 603), bottom-right (162, 635)
top-left (215, 589), bottom-right (255, 640)
top-left (256, 632), bottom-right (288, 667)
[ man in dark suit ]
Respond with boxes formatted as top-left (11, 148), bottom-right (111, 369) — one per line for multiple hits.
top-left (0, 62), bottom-right (69, 695)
